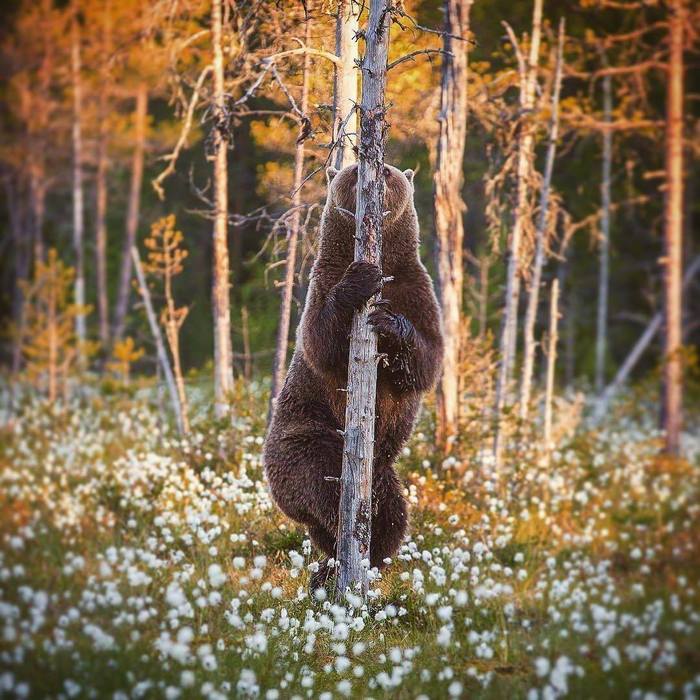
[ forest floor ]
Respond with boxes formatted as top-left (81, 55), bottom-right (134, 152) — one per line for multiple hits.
top-left (0, 382), bottom-right (699, 700)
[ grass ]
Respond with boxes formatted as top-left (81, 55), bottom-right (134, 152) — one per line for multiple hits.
top-left (0, 381), bottom-right (699, 699)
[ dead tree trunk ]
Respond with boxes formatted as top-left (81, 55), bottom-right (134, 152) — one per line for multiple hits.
top-left (336, 0), bottom-right (390, 598)
top-left (211, 0), bottom-right (235, 419)
top-left (433, 0), bottom-right (472, 452)
top-left (95, 4), bottom-right (112, 348)
top-left (269, 13), bottom-right (312, 418)
top-left (595, 56), bottom-right (613, 396)
top-left (132, 246), bottom-right (185, 435)
top-left (662, 0), bottom-right (684, 455)
top-left (333, 0), bottom-right (360, 169)
top-left (519, 18), bottom-right (564, 420)
top-left (71, 9), bottom-right (86, 350)
top-left (493, 0), bottom-right (543, 469)
top-left (543, 278), bottom-right (559, 449)
top-left (113, 82), bottom-right (148, 342)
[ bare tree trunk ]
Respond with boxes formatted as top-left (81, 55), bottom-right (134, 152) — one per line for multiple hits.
top-left (113, 82), bottom-right (148, 342)
top-left (333, 0), bottom-right (359, 169)
top-left (478, 255), bottom-right (489, 337)
top-left (163, 269), bottom-right (190, 434)
top-left (241, 305), bottom-right (252, 382)
top-left (493, 0), bottom-right (543, 469)
top-left (662, 0), bottom-right (684, 455)
top-left (48, 255), bottom-right (58, 403)
top-left (95, 87), bottom-right (110, 347)
top-left (596, 256), bottom-right (700, 419)
top-left (595, 59), bottom-right (612, 396)
top-left (71, 9), bottom-right (86, 350)
top-left (520, 18), bottom-right (564, 420)
top-left (95, 4), bottom-right (111, 348)
top-left (211, 0), bottom-right (235, 419)
top-left (433, 0), bottom-right (472, 453)
top-left (336, 0), bottom-right (390, 598)
top-left (132, 246), bottom-right (184, 435)
top-left (269, 14), bottom-right (312, 418)
top-left (543, 278), bottom-right (559, 448)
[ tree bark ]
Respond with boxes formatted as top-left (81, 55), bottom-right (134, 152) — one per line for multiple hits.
top-left (95, 3), bottom-right (112, 348)
top-left (132, 246), bottom-right (185, 435)
top-left (595, 56), bottom-right (613, 396)
top-left (269, 13), bottom-right (312, 418)
top-left (336, 0), bottom-right (390, 599)
top-left (519, 18), bottom-right (564, 420)
top-left (211, 0), bottom-right (235, 418)
top-left (71, 9), bottom-right (86, 350)
top-left (333, 0), bottom-right (360, 169)
top-left (493, 0), bottom-right (543, 469)
top-left (433, 0), bottom-right (472, 453)
top-left (662, 0), bottom-right (684, 455)
top-left (543, 278), bottom-right (559, 449)
top-left (113, 82), bottom-right (148, 342)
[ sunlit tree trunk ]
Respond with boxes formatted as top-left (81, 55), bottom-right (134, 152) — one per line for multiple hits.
top-left (543, 278), bottom-right (559, 450)
top-left (269, 13), bottom-right (312, 417)
top-left (211, 0), bottom-right (234, 418)
top-left (113, 82), bottom-right (148, 342)
top-left (433, 0), bottom-right (472, 453)
top-left (95, 4), bottom-right (112, 348)
top-left (71, 9), bottom-right (86, 350)
top-left (595, 63), bottom-right (612, 396)
top-left (493, 0), bottom-right (543, 469)
top-left (662, 0), bottom-right (684, 455)
top-left (333, 0), bottom-right (359, 169)
top-left (336, 0), bottom-right (390, 599)
top-left (47, 255), bottom-right (58, 403)
top-left (520, 18), bottom-right (564, 420)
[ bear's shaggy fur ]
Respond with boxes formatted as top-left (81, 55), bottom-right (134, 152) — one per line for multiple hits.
top-left (263, 163), bottom-right (443, 580)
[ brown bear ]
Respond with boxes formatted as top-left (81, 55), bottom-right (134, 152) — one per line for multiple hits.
top-left (263, 163), bottom-right (443, 586)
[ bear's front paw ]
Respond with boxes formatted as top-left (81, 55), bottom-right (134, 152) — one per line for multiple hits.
top-left (368, 303), bottom-right (415, 347)
top-left (337, 261), bottom-right (382, 311)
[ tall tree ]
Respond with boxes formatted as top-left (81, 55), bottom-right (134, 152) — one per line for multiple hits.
top-left (662, 0), bottom-right (684, 455)
top-left (519, 18), bottom-right (564, 419)
top-left (71, 5), bottom-right (87, 350)
top-left (113, 81), bottom-right (148, 343)
top-left (433, 0), bottom-right (472, 452)
top-left (94, 1), bottom-right (112, 348)
top-left (493, 0), bottom-right (543, 468)
top-left (269, 12), bottom-right (312, 416)
top-left (595, 59), bottom-right (612, 396)
top-left (210, 0), bottom-right (234, 418)
top-left (333, 0), bottom-right (360, 169)
top-left (336, 0), bottom-right (390, 598)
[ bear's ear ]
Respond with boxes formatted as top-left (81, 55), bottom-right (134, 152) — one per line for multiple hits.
top-left (403, 168), bottom-right (415, 185)
top-left (326, 167), bottom-right (339, 184)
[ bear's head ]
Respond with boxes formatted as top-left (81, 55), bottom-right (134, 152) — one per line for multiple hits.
top-left (326, 163), bottom-right (415, 226)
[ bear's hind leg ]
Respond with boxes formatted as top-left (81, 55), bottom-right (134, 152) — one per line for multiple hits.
top-left (370, 469), bottom-right (408, 569)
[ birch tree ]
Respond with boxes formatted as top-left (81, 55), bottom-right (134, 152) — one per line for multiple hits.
top-left (493, 0), bottom-right (543, 468)
top-left (519, 18), bottom-right (564, 420)
top-left (333, 0), bottom-right (360, 170)
top-left (71, 6), bottom-right (87, 351)
top-left (94, 1), bottom-right (112, 347)
top-left (113, 81), bottom-right (148, 343)
top-left (210, 0), bottom-right (235, 419)
top-left (433, 0), bottom-right (473, 452)
top-left (662, 0), bottom-right (684, 455)
top-left (269, 13), bottom-right (312, 415)
top-left (336, 0), bottom-right (390, 598)
top-left (595, 59), bottom-right (612, 396)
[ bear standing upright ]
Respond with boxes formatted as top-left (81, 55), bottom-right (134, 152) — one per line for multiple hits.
top-left (264, 163), bottom-right (443, 580)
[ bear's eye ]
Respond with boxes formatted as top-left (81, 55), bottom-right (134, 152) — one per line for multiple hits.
top-left (383, 166), bottom-right (391, 179)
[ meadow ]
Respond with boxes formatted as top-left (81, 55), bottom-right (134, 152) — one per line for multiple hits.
top-left (1, 382), bottom-right (698, 699)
